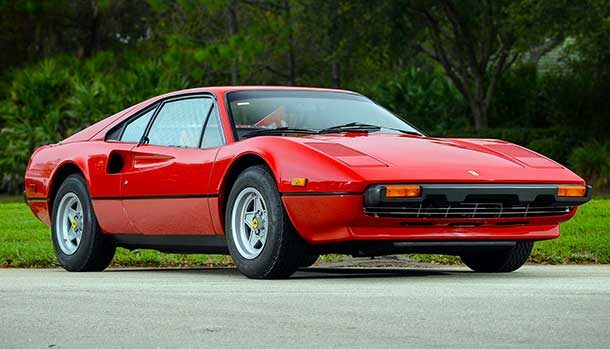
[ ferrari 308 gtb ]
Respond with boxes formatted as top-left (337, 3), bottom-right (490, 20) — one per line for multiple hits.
top-left (25, 86), bottom-right (591, 278)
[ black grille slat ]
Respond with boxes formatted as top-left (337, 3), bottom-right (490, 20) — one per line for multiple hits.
top-left (364, 203), bottom-right (573, 219)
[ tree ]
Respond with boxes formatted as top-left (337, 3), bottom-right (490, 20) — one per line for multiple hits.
top-left (404, 0), bottom-right (525, 129)
top-left (226, 0), bottom-right (240, 84)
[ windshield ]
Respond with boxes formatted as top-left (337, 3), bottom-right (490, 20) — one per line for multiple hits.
top-left (227, 90), bottom-right (421, 139)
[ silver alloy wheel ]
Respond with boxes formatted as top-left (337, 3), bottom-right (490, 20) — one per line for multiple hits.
top-left (231, 187), bottom-right (269, 259)
top-left (55, 192), bottom-right (84, 255)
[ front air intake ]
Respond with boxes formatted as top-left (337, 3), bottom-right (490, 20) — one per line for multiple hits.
top-left (364, 202), bottom-right (574, 219)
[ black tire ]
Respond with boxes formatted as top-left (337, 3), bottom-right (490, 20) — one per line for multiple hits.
top-left (225, 165), bottom-right (306, 279)
top-left (51, 174), bottom-right (115, 271)
top-left (298, 254), bottom-right (319, 268)
top-left (460, 241), bottom-right (533, 273)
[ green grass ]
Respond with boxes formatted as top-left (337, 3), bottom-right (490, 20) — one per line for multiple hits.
top-left (531, 198), bottom-right (610, 264)
top-left (1, 198), bottom-right (609, 267)
top-left (0, 200), bottom-right (233, 268)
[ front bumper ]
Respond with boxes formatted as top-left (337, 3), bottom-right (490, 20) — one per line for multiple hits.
top-left (281, 184), bottom-right (590, 244)
top-left (363, 184), bottom-right (591, 219)
top-left (364, 183), bottom-right (592, 208)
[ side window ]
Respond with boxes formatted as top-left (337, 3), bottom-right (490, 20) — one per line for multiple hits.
top-left (147, 98), bottom-right (213, 148)
top-left (201, 106), bottom-right (224, 148)
top-left (120, 108), bottom-right (156, 143)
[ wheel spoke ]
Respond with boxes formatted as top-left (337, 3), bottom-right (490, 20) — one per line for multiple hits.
top-left (66, 227), bottom-right (77, 241)
top-left (75, 200), bottom-right (82, 215)
top-left (254, 197), bottom-right (263, 212)
top-left (67, 210), bottom-right (76, 222)
top-left (244, 212), bottom-right (255, 229)
top-left (248, 231), bottom-right (259, 248)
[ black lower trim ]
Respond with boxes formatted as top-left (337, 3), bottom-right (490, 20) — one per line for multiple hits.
top-left (310, 240), bottom-right (519, 257)
top-left (281, 191), bottom-right (361, 197)
top-left (110, 234), bottom-right (524, 257)
top-left (110, 234), bottom-right (228, 254)
top-left (92, 194), bottom-right (219, 200)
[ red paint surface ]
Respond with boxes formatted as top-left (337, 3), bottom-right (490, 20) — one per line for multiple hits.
top-left (25, 86), bottom-right (587, 244)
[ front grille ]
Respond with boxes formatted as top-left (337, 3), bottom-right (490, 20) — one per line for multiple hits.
top-left (364, 202), bottom-right (574, 219)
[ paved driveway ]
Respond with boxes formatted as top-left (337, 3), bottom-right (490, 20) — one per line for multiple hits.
top-left (1, 265), bottom-right (609, 348)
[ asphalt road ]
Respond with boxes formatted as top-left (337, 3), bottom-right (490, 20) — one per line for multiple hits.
top-left (1, 265), bottom-right (609, 348)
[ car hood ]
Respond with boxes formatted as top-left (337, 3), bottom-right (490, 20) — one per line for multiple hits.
top-left (297, 133), bottom-right (584, 184)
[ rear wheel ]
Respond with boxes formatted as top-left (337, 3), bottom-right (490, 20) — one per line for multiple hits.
top-left (460, 241), bottom-right (533, 273)
top-left (225, 165), bottom-right (306, 279)
top-left (51, 174), bottom-right (115, 271)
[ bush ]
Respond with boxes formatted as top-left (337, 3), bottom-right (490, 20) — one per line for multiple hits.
top-left (0, 59), bottom-right (71, 193)
top-left (365, 67), bottom-right (470, 134)
top-left (569, 141), bottom-right (610, 191)
top-left (541, 71), bottom-right (610, 141)
top-left (0, 52), bottom-right (190, 194)
top-left (490, 64), bottom-right (542, 128)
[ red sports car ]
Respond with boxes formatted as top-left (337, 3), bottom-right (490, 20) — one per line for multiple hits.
top-left (25, 86), bottom-right (591, 278)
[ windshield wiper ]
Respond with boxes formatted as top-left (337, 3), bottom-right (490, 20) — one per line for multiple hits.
top-left (381, 127), bottom-right (423, 136)
top-left (318, 122), bottom-right (381, 134)
top-left (319, 122), bottom-right (422, 136)
top-left (242, 127), bottom-right (318, 139)
top-left (242, 123), bottom-right (423, 139)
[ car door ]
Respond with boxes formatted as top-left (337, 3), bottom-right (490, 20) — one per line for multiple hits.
top-left (120, 95), bottom-right (224, 235)
top-left (89, 105), bottom-right (160, 235)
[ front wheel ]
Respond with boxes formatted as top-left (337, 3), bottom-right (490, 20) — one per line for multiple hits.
top-left (225, 165), bottom-right (306, 279)
top-left (460, 241), bottom-right (533, 273)
top-left (51, 174), bottom-right (115, 271)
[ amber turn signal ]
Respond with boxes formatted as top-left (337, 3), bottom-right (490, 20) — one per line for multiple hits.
top-left (290, 177), bottom-right (308, 187)
top-left (385, 185), bottom-right (421, 198)
top-left (557, 185), bottom-right (587, 197)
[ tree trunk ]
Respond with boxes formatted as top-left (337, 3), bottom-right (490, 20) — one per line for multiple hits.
top-left (76, 0), bottom-right (99, 59)
top-left (284, 0), bottom-right (296, 85)
top-left (331, 63), bottom-right (340, 88)
top-left (329, 2), bottom-right (340, 88)
top-left (473, 78), bottom-right (489, 130)
top-left (88, 0), bottom-right (99, 57)
top-left (471, 100), bottom-right (489, 130)
top-left (227, 2), bottom-right (239, 85)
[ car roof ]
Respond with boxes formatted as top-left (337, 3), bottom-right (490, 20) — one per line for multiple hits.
top-left (156, 85), bottom-right (361, 99)
top-left (62, 86), bottom-right (361, 144)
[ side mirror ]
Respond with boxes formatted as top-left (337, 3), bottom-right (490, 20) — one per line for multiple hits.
top-left (137, 136), bottom-right (150, 147)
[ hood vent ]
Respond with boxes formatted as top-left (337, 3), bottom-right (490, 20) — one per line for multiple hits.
top-left (485, 144), bottom-right (562, 168)
top-left (306, 142), bottom-right (387, 167)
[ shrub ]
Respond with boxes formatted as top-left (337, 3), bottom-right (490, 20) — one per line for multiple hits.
top-left (541, 72), bottom-right (610, 141)
top-left (569, 141), bottom-right (610, 191)
top-left (0, 52), bottom-right (191, 194)
top-left (364, 67), bottom-right (470, 134)
top-left (0, 59), bottom-right (72, 193)
top-left (490, 64), bottom-right (542, 128)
